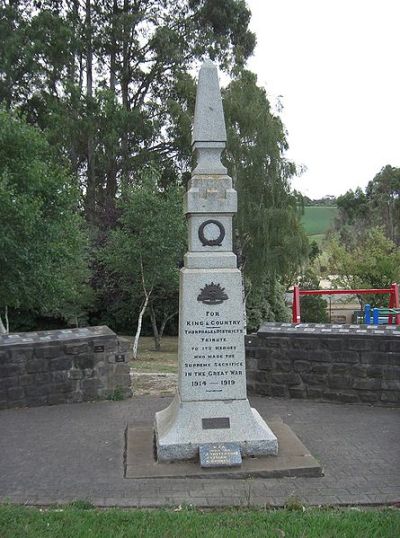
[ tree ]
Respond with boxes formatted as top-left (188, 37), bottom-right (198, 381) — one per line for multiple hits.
top-left (298, 269), bottom-right (328, 323)
top-left (335, 165), bottom-right (400, 247)
top-left (222, 70), bottom-right (309, 321)
top-left (99, 169), bottom-right (186, 355)
top-left (366, 165), bottom-right (400, 246)
top-left (245, 276), bottom-right (290, 333)
top-left (336, 187), bottom-right (368, 227)
top-left (1, 0), bottom-right (256, 225)
top-left (0, 110), bottom-right (90, 333)
top-left (308, 240), bottom-right (321, 263)
top-left (328, 227), bottom-right (400, 308)
top-left (1, 2), bottom-right (312, 333)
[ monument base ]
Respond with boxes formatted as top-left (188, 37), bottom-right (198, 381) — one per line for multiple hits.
top-left (154, 394), bottom-right (278, 462)
top-left (126, 418), bottom-right (323, 479)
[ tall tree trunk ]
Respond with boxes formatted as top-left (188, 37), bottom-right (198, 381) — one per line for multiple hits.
top-left (132, 294), bottom-right (150, 359)
top-left (79, 51), bottom-right (84, 93)
top-left (104, 0), bottom-right (119, 217)
top-left (388, 199), bottom-right (394, 243)
top-left (0, 307), bottom-right (9, 334)
top-left (85, 0), bottom-right (96, 223)
top-left (110, 0), bottom-right (117, 92)
top-left (132, 257), bottom-right (152, 359)
top-left (85, 0), bottom-right (93, 109)
top-left (121, 0), bottom-right (130, 110)
top-left (149, 305), bottom-right (161, 351)
top-left (149, 307), bottom-right (178, 351)
top-left (105, 160), bottom-right (118, 220)
top-left (159, 311), bottom-right (178, 340)
top-left (120, 0), bottom-right (130, 192)
top-left (67, 0), bottom-right (80, 177)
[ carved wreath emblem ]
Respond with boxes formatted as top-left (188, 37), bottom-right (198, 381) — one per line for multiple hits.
top-left (198, 219), bottom-right (225, 246)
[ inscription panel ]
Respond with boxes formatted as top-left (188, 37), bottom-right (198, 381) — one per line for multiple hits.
top-left (202, 417), bottom-right (230, 430)
top-left (179, 268), bottom-right (247, 401)
top-left (199, 443), bottom-right (242, 468)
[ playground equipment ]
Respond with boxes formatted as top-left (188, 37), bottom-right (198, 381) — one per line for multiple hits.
top-left (364, 304), bottom-right (400, 325)
top-left (292, 282), bottom-right (399, 325)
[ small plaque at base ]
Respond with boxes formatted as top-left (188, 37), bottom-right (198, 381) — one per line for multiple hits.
top-left (199, 443), bottom-right (242, 468)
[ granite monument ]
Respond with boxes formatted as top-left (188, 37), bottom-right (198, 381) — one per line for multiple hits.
top-left (154, 60), bottom-right (278, 464)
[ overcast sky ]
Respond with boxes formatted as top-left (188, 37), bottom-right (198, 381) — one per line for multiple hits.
top-left (245, 0), bottom-right (400, 199)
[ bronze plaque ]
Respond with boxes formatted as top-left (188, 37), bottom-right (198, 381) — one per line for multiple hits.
top-left (202, 417), bottom-right (230, 430)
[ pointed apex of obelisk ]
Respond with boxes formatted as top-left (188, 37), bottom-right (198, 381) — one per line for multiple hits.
top-left (201, 58), bottom-right (215, 67)
top-left (192, 59), bottom-right (227, 146)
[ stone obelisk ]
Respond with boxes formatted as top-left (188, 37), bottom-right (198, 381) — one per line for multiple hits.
top-left (154, 60), bottom-right (278, 463)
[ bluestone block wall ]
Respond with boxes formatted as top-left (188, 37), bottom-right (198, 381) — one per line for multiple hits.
top-left (0, 326), bottom-right (132, 409)
top-left (246, 323), bottom-right (400, 406)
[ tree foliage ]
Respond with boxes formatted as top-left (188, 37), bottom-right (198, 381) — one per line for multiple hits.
top-left (245, 276), bottom-right (289, 332)
top-left (1, 0), bottom-right (255, 225)
top-left (298, 269), bottom-right (328, 323)
top-left (336, 165), bottom-right (400, 247)
top-left (328, 227), bottom-right (400, 308)
top-left (98, 169), bottom-right (186, 347)
top-left (223, 70), bottom-right (309, 320)
top-left (366, 165), bottom-right (400, 245)
top-left (0, 1), bottom-right (312, 334)
top-left (0, 110), bottom-right (90, 331)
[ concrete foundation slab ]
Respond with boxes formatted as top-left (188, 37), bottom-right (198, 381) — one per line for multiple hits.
top-left (126, 418), bottom-right (323, 479)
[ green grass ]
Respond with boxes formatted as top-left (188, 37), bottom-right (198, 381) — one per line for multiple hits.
top-left (0, 505), bottom-right (399, 538)
top-left (133, 361), bottom-right (177, 374)
top-left (301, 206), bottom-right (338, 236)
top-left (126, 336), bottom-right (178, 373)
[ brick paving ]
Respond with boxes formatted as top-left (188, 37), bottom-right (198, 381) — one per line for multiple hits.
top-left (0, 396), bottom-right (399, 508)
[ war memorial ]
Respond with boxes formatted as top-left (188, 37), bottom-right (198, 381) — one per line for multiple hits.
top-left (123, 61), bottom-right (321, 477)
top-left (0, 61), bottom-right (398, 510)
top-left (153, 60), bottom-right (278, 465)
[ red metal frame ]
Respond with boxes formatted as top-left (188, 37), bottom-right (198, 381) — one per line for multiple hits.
top-left (292, 282), bottom-right (399, 325)
top-left (388, 282), bottom-right (400, 325)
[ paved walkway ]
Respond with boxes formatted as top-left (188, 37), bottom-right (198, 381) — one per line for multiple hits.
top-left (0, 397), bottom-right (399, 508)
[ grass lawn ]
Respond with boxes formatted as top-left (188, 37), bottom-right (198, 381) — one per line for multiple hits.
top-left (125, 335), bottom-right (178, 373)
top-left (0, 505), bottom-right (399, 538)
top-left (301, 206), bottom-right (338, 236)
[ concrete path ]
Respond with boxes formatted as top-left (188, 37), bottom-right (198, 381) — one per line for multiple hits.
top-left (0, 397), bottom-right (399, 508)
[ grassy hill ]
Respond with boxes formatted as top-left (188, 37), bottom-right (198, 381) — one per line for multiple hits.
top-left (301, 206), bottom-right (338, 243)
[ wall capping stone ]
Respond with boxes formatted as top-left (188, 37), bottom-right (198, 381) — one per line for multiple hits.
top-left (258, 322), bottom-right (400, 337)
top-left (0, 325), bottom-right (115, 347)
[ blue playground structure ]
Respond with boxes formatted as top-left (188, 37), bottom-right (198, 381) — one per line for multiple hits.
top-left (364, 304), bottom-right (400, 325)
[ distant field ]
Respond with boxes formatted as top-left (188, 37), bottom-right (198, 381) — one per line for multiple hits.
top-left (301, 206), bottom-right (338, 236)
top-left (307, 233), bottom-right (326, 247)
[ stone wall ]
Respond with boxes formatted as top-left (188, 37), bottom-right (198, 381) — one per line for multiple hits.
top-left (246, 322), bottom-right (400, 406)
top-left (0, 326), bottom-right (132, 410)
